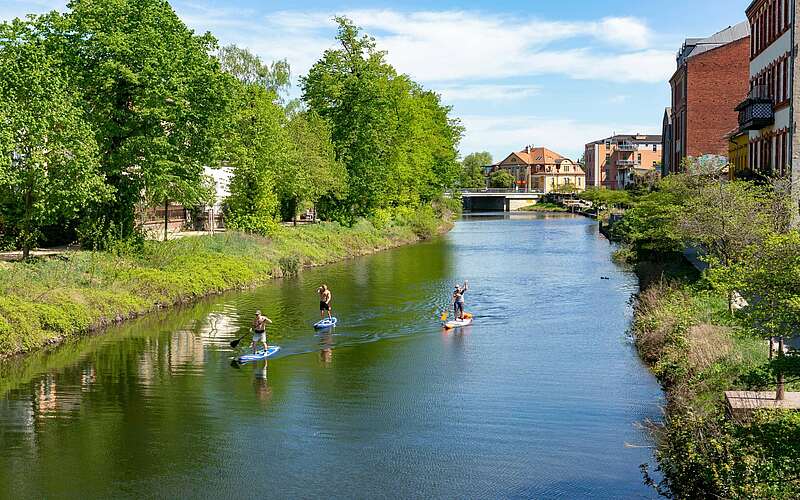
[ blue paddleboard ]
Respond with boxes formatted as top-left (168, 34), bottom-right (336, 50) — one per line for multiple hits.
top-left (235, 346), bottom-right (281, 363)
top-left (314, 317), bottom-right (337, 329)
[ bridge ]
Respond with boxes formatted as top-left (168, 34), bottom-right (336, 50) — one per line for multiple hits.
top-left (458, 189), bottom-right (544, 211)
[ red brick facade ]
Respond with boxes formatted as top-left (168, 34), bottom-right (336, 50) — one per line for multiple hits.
top-left (667, 36), bottom-right (751, 172)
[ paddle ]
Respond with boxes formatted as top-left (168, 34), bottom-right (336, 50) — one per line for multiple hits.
top-left (230, 329), bottom-right (252, 349)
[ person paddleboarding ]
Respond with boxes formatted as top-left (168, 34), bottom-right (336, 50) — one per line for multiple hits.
top-left (251, 310), bottom-right (272, 354)
top-left (452, 281), bottom-right (468, 320)
top-left (318, 284), bottom-right (333, 320)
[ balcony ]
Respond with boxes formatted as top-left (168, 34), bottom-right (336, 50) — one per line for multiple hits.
top-left (616, 143), bottom-right (637, 151)
top-left (617, 160), bottom-right (638, 167)
top-left (736, 85), bottom-right (774, 131)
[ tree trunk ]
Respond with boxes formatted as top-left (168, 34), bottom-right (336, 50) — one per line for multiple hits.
top-left (23, 171), bottom-right (33, 260)
top-left (164, 199), bottom-right (169, 242)
top-left (777, 336), bottom-right (786, 401)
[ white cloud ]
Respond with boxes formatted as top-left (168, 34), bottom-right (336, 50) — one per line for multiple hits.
top-left (437, 84), bottom-right (540, 102)
top-left (1, 4), bottom-right (674, 84)
top-left (171, 5), bottom-right (675, 85)
top-left (594, 17), bottom-right (651, 50)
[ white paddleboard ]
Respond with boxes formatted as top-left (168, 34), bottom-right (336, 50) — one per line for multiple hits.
top-left (443, 317), bottom-right (473, 329)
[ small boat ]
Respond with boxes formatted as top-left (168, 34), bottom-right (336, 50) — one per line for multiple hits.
top-left (314, 317), bottom-right (338, 329)
top-left (234, 346), bottom-right (281, 363)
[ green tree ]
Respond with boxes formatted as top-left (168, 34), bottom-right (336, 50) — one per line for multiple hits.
top-left (461, 152), bottom-right (491, 189)
top-left (218, 44), bottom-right (290, 98)
top-left (680, 180), bottom-right (786, 311)
top-left (302, 17), bottom-right (462, 220)
top-left (50, 0), bottom-right (230, 245)
top-left (0, 19), bottom-right (109, 258)
top-left (489, 170), bottom-right (514, 189)
top-left (221, 80), bottom-right (287, 235)
top-left (280, 110), bottom-right (348, 223)
top-left (735, 232), bottom-right (800, 341)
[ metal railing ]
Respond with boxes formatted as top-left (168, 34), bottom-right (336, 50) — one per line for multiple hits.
top-left (616, 143), bottom-right (637, 151)
top-left (459, 188), bottom-right (545, 195)
top-left (748, 84), bottom-right (771, 100)
top-left (616, 160), bottom-right (638, 167)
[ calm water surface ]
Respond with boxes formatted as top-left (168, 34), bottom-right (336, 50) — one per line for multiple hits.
top-left (0, 214), bottom-right (662, 499)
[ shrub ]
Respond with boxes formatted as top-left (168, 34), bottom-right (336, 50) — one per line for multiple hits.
top-left (489, 170), bottom-right (514, 188)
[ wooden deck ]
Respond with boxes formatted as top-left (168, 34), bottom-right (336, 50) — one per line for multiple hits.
top-left (725, 391), bottom-right (800, 419)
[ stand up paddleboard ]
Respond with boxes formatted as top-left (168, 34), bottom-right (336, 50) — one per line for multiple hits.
top-left (234, 346), bottom-right (281, 363)
top-left (443, 313), bottom-right (473, 330)
top-left (314, 317), bottom-right (337, 329)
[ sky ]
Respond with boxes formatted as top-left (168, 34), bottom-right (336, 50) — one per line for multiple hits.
top-left (2, 0), bottom-right (752, 160)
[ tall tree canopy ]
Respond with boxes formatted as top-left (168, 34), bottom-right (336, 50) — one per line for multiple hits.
top-left (50, 0), bottom-right (231, 242)
top-left (301, 17), bottom-right (462, 221)
top-left (218, 44), bottom-right (291, 97)
top-left (221, 79), bottom-right (287, 236)
top-left (0, 19), bottom-right (108, 257)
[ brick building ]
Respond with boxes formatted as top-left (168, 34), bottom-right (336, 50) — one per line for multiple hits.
top-left (735, 0), bottom-right (793, 178)
top-left (584, 134), bottom-right (662, 190)
top-left (665, 22), bottom-right (751, 174)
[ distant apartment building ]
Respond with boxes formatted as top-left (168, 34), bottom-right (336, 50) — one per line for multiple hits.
top-left (584, 134), bottom-right (662, 190)
top-left (735, 0), bottom-right (794, 177)
top-left (492, 146), bottom-right (586, 194)
top-left (664, 22), bottom-right (751, 174)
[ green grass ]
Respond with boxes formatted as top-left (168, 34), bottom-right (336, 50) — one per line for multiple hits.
top-left (0, 209), bottom-right (453, 358)
top-left (518, 202), bottom-right (567, 212)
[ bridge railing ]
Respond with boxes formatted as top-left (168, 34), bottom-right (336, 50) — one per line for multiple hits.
top-left (457, 188), bottom-right (545, 195)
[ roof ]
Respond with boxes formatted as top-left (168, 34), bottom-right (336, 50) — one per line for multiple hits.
top-left (529, 147), bottom-right (567, 163)
top-left (499, 147), bottom-right (568, 165)
top-left (677, 21), bottom-right (750, 66)
top-left (586, 134), bottom-right (663, 146)
top-left (497, 146), bottom-right (576, 165)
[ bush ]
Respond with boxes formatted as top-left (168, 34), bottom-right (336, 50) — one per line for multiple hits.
top-left (489, 170), bottom-right (514, 188)
top-left (368, 208), bottom-right (393, 229)
top-left (648, 409), bottom-right (800, 499)
top-left (279, 255), bottom-right (301, 277)
top-left (225, 213), bottom-right (279, 237)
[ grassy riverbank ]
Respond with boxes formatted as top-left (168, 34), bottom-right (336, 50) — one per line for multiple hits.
top-left (0, 203), bottom-right (456, 359)
top-left (627, 254), bottom-right (800, 498)
top-left (519, 202), bottom-right (568, 212)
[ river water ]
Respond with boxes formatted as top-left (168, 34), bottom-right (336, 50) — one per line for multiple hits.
top-left (0, 213), bottom-right (662, 499)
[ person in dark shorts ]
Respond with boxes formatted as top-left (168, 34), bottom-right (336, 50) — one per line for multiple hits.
top-left (251, 310), bottom-right (272, 354)
top-left (318, 284), bottom-right (332, 319)
top-left (452, 281), bottom-right (468, 320)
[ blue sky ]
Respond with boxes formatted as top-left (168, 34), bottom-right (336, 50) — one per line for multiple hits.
top-left (3, 0), bottom-right (751, 160)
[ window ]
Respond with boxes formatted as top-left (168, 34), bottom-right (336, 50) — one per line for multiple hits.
top-left (652, 144), bottom-right (657, 152)
top-left (637, 154), bottom-right (642, 162)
